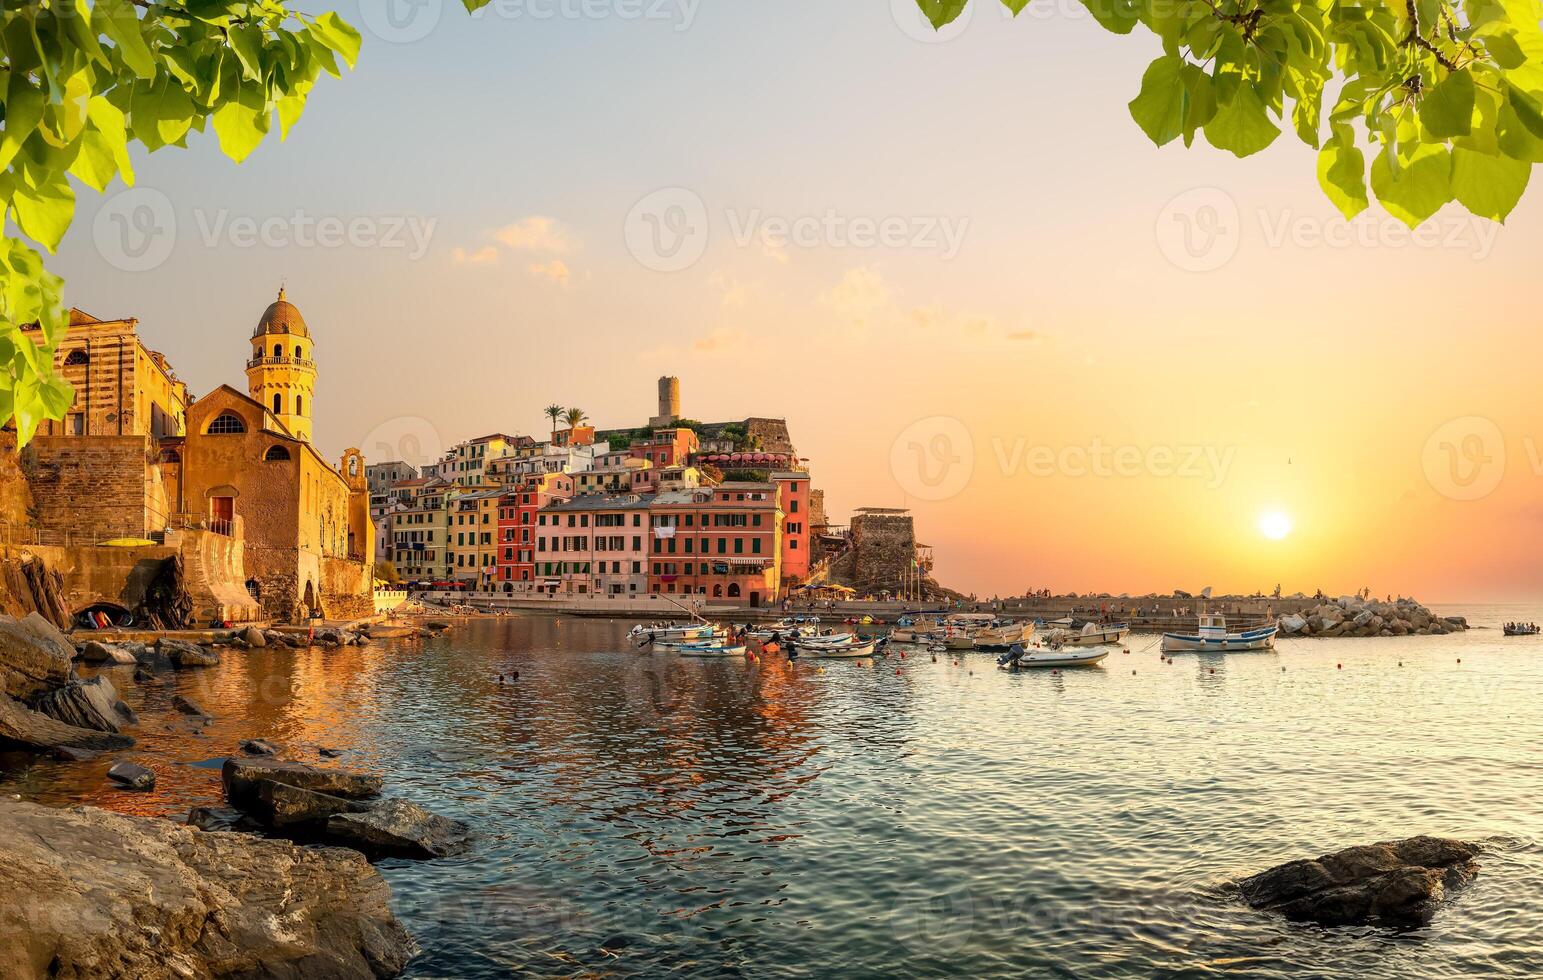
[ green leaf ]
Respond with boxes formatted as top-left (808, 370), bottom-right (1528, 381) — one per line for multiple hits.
top-left (1370, 144), bottom-right (1452, 227)
top-left (310, 12), bottom-right (363, 70)
top-left (1420, 69), bottom-right (1475, 139)
top-left (212, 83), bottom-right (271, 163)
top-left (277, 93), bottom-right (308, 140)
top-left (1204, 85), bottom-right (1280, 158)
top-left (1317, 130), bottom-right (1368, 220)
top-left (0, 74), bottom-right (45, 173)
top-left (230, 24), bottom-right (266, 82)
top-left (98, 0), bottom-right (155, 79)
top-left (130, 75), bottom-right (196, 150)
top-left (1080, 0), bottom-right (1139, 34)
top-left (1000, 0), bottom-right (1031, 11)
top-left (1498, 98), bottom-right (1543, 161)
top-left (462, 0), bottom-right (496, 9)
top-left (1505, 82), bottom-right (1543, 140)
top-left (1450, 147), bottom-right (1531, 221)
top-left (1129, 55), bottom-right (1186, 147)
top-left (9, 167), bottom-right (76, 252)
top-left (1182, 65), bottom-right (1217, 148)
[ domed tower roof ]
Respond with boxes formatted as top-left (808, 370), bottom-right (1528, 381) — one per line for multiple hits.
top-left (252, 287), bottom-right (310, 339)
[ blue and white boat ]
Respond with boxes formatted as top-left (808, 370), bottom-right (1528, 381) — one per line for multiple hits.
top-left (1162, 614), bottom-right (1277, 653)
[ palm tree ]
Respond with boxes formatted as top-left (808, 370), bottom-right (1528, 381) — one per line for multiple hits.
top-left (544, 404), bottom-right (564, 436)
top-left (563, 407), bottom-right (588, 430)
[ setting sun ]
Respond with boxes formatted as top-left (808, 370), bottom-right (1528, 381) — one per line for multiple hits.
top-left (1259, 511), bottom-right (1294, 541)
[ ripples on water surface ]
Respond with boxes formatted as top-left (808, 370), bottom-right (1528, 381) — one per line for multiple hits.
top-left (4, 605), bottom-right (1542, 978)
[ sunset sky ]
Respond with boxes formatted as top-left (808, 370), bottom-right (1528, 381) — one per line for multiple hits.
top-left (50, 1), bottom-right (1543, 602)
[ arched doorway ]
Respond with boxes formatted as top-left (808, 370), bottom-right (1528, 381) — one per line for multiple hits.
top-left (728, 583), bottom-right (741, 599)
top-left (302, 580), bottom-right (321, 621)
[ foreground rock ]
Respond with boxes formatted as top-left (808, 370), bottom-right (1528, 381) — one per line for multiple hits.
top-left (0, 695), bottom-right (133, 752)
top-left (252, 780), bottom-right (374, 828)
top-left (107, 761), bottom-right (156, 790)
top-left (1238, 836), bottom-right (1481, 927)
top-left (158, 639), bottom-right (220, 668)
top-left (326, 799), bottom-right (472, 859)
top-left (223, 757), bottom-right (383, 810)
top-left (77, 640), bottom-right (139, 665)
top-left (0, 797), bottom-right (414, 978)
top-left (0, 615), bottom-right (74, 701)
top-left (1279, 596), bottom-right (1469, 639)
top-left (32, 676), bottom-right (137, 733)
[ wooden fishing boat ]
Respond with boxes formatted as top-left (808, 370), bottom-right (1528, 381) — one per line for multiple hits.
top-left (1161, 614), bottom-right (1277, 653)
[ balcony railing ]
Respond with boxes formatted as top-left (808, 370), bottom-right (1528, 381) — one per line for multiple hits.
top-left (246, 354), bottom-right (316, 370)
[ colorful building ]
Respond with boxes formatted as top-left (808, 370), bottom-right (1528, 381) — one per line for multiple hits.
top-left (536, 494), bottom-right (651, 596)
top-left (497, 473), bottom-right (572, 590)
top-left (645, 483), bottom-right (782, 605)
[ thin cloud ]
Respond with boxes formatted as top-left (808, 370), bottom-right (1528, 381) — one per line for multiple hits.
top-left (452, 245), bottom-right (499, 265)
top-left (494, 216), bottom-right (577, 253)
top-left (528, 260), bottom-right (572, 288)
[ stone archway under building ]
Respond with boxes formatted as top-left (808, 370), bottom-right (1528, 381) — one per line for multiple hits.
top-left (302, 580), bottom-right (322, 621)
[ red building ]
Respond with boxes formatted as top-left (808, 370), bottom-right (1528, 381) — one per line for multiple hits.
top-left (496, 472), bottom-right (572, 591)
top-left (646, 483), bottom-right (782, 606)
top-left (774, 471), bottom-right (811, 586)
top-left (629, 427), bottom-right (698, 469)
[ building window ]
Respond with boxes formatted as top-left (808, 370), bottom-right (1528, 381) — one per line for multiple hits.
top-left (63, 348), bottom-right (89, 366)
top-left (208, 412), bottom-right (246, 434)
top-left (264, 445), bottom-right (291, 462)
top-left (272, 394), bottom-right (283, 415)
top-left (296, 395), bottom-right (304, 415)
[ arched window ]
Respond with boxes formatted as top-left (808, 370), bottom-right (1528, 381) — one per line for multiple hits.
top-left (63, 348), bottom-right (89, 366)
top-left (272, 344), bottom-right (281, 358)
top-left (264, 445), bottom-right (291, 462)
top-left (158, 448), bottom-right (181, 464)
top-left (295, 395), bottom-right (304, 415)
top-left (272, 393), bottom-right (283, 415)
top-left (207, 412), bottom-right (246, 434)
top-left (295, 345), bottom-right (304, 358)
top-left (728, 583), bottom-right (741, 598)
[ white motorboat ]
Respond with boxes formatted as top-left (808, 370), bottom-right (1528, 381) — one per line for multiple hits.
top-left (676, 643), bottom-right (749, 658)
top-left (748, 621), bottom-right (812, 641)
top-left (653, 632), bottom-right (730, 651)
top-left (996, 644), bottom-right (1109, 669)
top-left (1043, 620), bottom-right (1130, 647)
top-left (1161, 614), bottom-right (1278, 653)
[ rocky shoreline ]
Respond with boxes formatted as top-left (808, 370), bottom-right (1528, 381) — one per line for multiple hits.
top-left (1278, 596), bottom-right (1468, 639)
top-left (0, 613), bottom-right (462, 978)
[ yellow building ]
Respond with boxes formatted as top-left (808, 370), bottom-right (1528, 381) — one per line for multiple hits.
top-left (392, 481), bottom-right (463, 583)
top-left (448, 487), bottom-right (501, 586)
top-left (37, 309), bottom-right (190, 440)
top-left (173, 291), bottom-right (374, 621)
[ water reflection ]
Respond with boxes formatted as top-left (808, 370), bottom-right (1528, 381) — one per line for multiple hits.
top-left (2, 612), bottom-right (1541, 978)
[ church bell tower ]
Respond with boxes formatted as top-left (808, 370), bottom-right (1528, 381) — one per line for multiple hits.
top-left (246, 287), bottom-right (317, 443)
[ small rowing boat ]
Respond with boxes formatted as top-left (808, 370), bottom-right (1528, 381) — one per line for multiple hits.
top-left (1042, 620), bottom-right (1130, 647)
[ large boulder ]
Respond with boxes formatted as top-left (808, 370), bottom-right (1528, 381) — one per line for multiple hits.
top-left (31, 676), bottom-right (138, 733)
top-left (251, 780), bottom-right (373, 829)
top-left (158, 639), bottom-right (220, 669)
top-left (223, 758), bottom-right (383, 810)
top-left (0, 797), bottom-right (413, 979)
top-left (0, 616), bottom-right (74, 701)
top-left (0, 695), bottom-right (133, 752)
top-left (241, 626), bottom-right (267, 648)
top-left (106, 761), bottom-right (156, 791)
top-left (17, 613), bottom-right (76, 662)
top-left (77, 641), bottom-right (138, 665)
top-left (1279, 614), bottom-right (1308, 635)
top-left (1237, 836), bottom-right (1480, 927)
top-left (325, 799), bottom-right (471, 860)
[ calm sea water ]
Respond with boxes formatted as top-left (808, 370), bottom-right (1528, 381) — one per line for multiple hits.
top-left (4, 605), bottom-right (1542, 978)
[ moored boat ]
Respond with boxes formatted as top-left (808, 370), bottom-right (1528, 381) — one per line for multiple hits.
top-left (1043, 620), bottom-right (1130, 647)
top-left (972, 621), bottom-right (1035, 650)
top-left (630, 622), bottom-right (715, 646)
top-left (675, 643), bottom-right (749, 658)
top-left (1161, 614), bottom-right (1278, 653)
top-left (996, 643), bottom-right (1109, 669)
top-left (799, 638), bottom-right (877, 659)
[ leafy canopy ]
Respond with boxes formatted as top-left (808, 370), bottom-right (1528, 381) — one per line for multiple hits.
top-left (917, 0), bottom-right (1543, 226)
top-left (0, 0), bottom-right (360, 443)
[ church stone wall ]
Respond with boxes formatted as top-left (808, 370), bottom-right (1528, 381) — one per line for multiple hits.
top-left (24, 435), bottom-right (162, 541)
